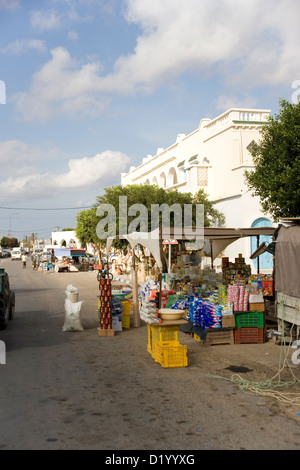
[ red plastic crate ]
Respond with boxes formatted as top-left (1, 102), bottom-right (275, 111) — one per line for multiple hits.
top-left (234, 327), bottom-right (265, 344)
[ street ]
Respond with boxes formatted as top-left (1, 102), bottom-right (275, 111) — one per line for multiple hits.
top-left (0, 257), bottom-right (300, 451)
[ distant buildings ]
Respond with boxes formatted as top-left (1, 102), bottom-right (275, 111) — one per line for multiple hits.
top-left (121, 108), bottom-right (275, 272)
top-left (51, 230), bottom-right (81, 248)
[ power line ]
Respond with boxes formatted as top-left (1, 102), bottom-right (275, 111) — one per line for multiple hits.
top-left (0, 206), bottom-right (94, 211)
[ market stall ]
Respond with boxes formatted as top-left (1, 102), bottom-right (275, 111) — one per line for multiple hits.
top-left (54, 248), bottom-right (89, 272)
top-left (100, 225), bottom-right (276, 366)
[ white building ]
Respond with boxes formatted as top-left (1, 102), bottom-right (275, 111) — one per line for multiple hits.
top-left (51, 230), bottom-right (82, 249)
top-left (121, 108), bottom-right (275, 272)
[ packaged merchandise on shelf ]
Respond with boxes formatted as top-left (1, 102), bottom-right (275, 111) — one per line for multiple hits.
top-left (140, 300), bottom-right (162, 324)
top-left (222, 254), bottom-right (251, 285)
top-left (227, 284), bottom-right (249, 312)
top-left (188, 297), bottom-right (222, 329)
top-left (138, 280), bottom-right (160, 302)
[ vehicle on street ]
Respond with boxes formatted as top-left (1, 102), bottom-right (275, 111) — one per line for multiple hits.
top-left (40, 251), bottom-right (51, 263)
top-left (1, 249), bottom-right (11, 258)
top-left (0, 268), bottom-right (15, 329)
top-left (11, 247), bottom-right (23, 261)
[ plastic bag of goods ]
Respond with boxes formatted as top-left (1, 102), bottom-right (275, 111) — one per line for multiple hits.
top-left (65, 284), bottom-right (79, 302)
top-left (63, 298), bottom-right (84, 331)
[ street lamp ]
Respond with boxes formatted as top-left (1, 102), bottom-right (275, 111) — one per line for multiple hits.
top-left (8, 212), bottom-right (19, 237)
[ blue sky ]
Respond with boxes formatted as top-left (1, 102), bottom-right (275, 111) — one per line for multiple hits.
top-left (0, 0), bottom-right (299, 240)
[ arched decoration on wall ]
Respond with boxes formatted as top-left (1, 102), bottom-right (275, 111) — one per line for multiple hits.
top-left (167, 167), bottom-right (178, 186)
top-left (145, 179), bottom-right (150, 185)
top-left (69, 239), bottom-right (77, 248)
top-left (152, 176), bottom-right (158, 185)
top-left (251, 217), bottom-right (273, 270)
top-left (159, 172), bottom-right (166, 188)
top-left (61, 239), bottom-right (67, 247)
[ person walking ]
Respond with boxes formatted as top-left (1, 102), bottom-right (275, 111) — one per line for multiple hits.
top-left (21, 253), bottom-right (27, 269)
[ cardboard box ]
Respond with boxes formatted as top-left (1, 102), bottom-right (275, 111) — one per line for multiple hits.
top-left (249, 302), bottom-right (265, 312)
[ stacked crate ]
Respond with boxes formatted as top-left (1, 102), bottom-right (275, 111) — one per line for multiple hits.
top-left (234, 304), bottom-right (265, 344)
top-left (147, 324), bottom-right (188, 368)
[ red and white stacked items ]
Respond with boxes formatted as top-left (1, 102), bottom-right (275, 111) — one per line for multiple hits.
top-left (228, 284), bottom-right (249, 312)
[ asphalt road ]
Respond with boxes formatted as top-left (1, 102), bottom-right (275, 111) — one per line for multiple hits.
top-left (0, 257), bottom-right (300, 451)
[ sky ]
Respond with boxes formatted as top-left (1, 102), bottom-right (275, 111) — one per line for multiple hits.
top-left (0, 0), bottom-right (299, 241)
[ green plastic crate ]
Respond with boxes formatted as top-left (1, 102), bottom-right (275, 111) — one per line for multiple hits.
top-left (235, 311), bottom-right (264, 328)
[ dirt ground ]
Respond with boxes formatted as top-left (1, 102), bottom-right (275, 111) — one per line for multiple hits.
top-left (1, 259), bottom-right (300, 450)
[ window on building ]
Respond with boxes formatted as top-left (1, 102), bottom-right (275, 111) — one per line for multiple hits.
top-left (197, 167), bottom-right (208, 186)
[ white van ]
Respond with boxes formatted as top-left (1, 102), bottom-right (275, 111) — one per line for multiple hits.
top-left (11, 248), bottom-right (22, 261)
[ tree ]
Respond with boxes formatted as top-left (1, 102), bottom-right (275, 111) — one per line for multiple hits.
top-left (76, 184), bottom-right (225, 271)
top-left (0, 236), bottom-right (19, 248)
top-left (75, 208), bottom-right (105, 261)
top-left (77, 184), bottom-right (224, 246)
top-left (245, 99), bottom-right (300, 219)
top-left (192, 189), bottom-right (225, 227)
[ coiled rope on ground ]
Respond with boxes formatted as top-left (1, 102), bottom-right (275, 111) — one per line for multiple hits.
top-left (209, 300), bottom-right (300, 406)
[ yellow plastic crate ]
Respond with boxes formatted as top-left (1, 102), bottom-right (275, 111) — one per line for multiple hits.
top-left (121, 314), bottom-right (130, 329)
top-left (147, 324), bottom-right (180, 357)
top-left (154, 341), bottom-right (188, 368)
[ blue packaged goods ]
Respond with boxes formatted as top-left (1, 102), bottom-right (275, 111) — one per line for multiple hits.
top-left (188, 297), bottom-right (222, 329)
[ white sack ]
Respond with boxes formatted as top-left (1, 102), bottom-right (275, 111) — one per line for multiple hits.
top-left (63, 298), bottom-right (84, 332)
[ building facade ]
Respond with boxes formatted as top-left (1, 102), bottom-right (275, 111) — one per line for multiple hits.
top-left (121, 108), bottom-right (275, 271)
top-left (51, 230), bottom-right (82, 249)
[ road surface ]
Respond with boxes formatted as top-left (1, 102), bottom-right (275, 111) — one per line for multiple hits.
top-left (0, 257), bottom-right (300, 451)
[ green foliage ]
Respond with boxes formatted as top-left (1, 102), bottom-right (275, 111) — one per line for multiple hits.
top-left (75, 184), bottom-right (225, 250)
top-left (0, 236), bottom-right (19, 248)
top-left (192, 188), bottom-right (226, 227)
top-left (245, 99), bottom-right (300, 219)
top-left (75, 208), bottom-right (104, 247)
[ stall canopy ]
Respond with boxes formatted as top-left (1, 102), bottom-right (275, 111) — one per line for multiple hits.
top-left (106, 226), bottom-right (276, 264)
top-left (54, 248), bottom-right (86, 257)
top-left (164, 226), bottom-right (276, 260)
top-left (106, 229), bottom-right (162, 269)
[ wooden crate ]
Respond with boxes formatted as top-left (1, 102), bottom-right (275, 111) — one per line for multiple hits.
top-left (97, 327), bottom-right (115, 337)
top-left (249, 302), bottom-right (265, 312)
top-left (222, 315), bottom-right (235, 328)
top-left (205, 328), bottom-right (234, 346)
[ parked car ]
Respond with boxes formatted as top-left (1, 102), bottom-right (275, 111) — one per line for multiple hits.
top-left (2, 250), bottom-right (11, 258)
top-left (0, 268), bottom-right (15, 329)
top-left (11, 247), bottom-right (23, 261)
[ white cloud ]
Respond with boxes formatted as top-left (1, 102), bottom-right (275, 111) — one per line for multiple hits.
top-left (13, 47), bottom-right (108, 121)
top-left (0, 149), bottom-right (130, 202)
top-left (0, 39), bottom-right (46, 56)
top-left (13, 0), bottom-right (300, 121)
top-left (0, 140), bottom-right (58, 177)
top-left (68, 30), bottom-right (78, 41)
top-left (0, 0), bottom-right (19, 10)
top-left (31, 9), bottom-right (61, 32)
top-left (215, 94), bottom-right (258, 112)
